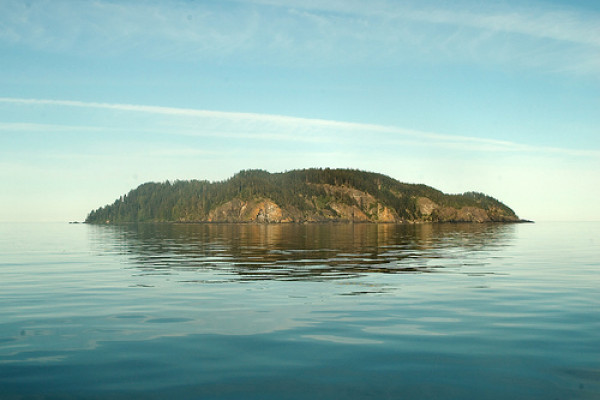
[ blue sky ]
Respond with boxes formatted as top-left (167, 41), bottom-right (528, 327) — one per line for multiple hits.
top-left (1, 0), bottom-right (599, 222)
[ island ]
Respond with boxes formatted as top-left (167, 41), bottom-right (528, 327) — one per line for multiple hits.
top-left (85, 168), bottom-right (527, 224)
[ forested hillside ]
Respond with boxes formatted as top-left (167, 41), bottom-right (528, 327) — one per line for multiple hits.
top-left (85, 168), bottom-right (522, 223)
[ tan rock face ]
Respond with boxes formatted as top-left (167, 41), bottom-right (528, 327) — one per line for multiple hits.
top-left (314, 184), bottom-right (400, 222)
top-left (376, 205), bottom-right (399, 222)
top-left (417, 197), bottom-right (438, 216)
top-left (250, 201), bottom-right (283, 223)
top-left (435, 206), bottom-right (490, 222)
top-left (208, 198), bottom-right (246, 222)
top-left (208, 199), bottom-right (285, 222)
top-left (416, 197), bottom-right (518, 222)
top-left (455, 207), bottom-right (491, 222)
top-left (486, 206), bottom-right (520, 222)
top-left (329, 203), bottom-right (369, 222)
top-left (205, 188), bottom-right (519, 224)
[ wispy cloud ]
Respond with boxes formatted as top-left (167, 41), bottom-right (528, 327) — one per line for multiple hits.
top-left (243, 0), bottom-right (600, 72)
top-left (251, 0), bottom-right (600, 45)
top-left (1, 0), bottom-right (598, 74)
top-left (0, 122), bottom-right (104, 133)
top-left (397, 4), bottom-right (600, 74)
top-left (1, 97), bottom-right (598, 158)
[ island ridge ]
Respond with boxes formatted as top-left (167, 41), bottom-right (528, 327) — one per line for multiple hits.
top-left (85, 168), bottom-right (525, 224)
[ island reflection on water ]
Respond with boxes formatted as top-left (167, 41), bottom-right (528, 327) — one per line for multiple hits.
top-left (89, 222), bottom-right (516, 281)
top-left (4, 222), bottom-right (599, 399)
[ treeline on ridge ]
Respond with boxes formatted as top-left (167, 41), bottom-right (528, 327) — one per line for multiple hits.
top-left (85, 168), bottom-right (516, 223)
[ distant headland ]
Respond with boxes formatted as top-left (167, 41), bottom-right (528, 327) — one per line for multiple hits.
top-left (85, 168), bottom-right (529, 224)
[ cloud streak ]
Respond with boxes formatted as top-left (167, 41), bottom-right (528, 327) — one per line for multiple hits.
top-left (272, 0), bottom-right (600, 46)
top-left (1, 97), bottom-right (598, 158)
top-left (244, 0), bottom-right (600, 72)
top-left (1, 0), bottom-right (598, 74)
top-left (0, 122), bottom-right (104, 133)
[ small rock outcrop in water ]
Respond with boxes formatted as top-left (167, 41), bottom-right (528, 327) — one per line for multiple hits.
top-left (85, 168), bottom-right (525, 223)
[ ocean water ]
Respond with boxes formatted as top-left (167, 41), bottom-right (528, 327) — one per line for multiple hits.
top-left (0, 222), bottom-right (598, 399)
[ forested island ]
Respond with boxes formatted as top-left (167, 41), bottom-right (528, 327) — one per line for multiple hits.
top-left (85, 168), bottom-right (525, 224)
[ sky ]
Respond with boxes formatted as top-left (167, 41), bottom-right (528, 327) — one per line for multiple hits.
top-left (0, 0), bottom-right (599, 222)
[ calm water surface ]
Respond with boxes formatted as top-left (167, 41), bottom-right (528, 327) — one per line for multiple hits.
top-left (0, 222), bottom-right (598, 399)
